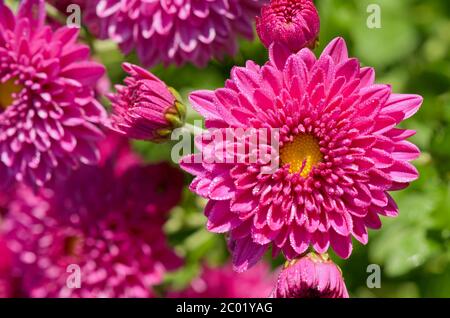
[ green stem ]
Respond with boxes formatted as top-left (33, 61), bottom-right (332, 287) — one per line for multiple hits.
top-left (183, 123), bottom-right (205, 136)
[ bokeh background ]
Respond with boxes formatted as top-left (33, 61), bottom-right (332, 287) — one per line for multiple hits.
top-left (6, 0), bottom-right (450, 297)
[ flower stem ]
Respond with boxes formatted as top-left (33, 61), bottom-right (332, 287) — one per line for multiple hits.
top-left (183, 123), bottom-right (205, 136)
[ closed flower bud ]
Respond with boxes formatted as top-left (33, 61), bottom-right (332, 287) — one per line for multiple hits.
top-left (256, 0), bottom-right (320, 52)
top-left (273, 253), bottom-right (349, 298)
top-left (108, 63), bottom-right (186, 142)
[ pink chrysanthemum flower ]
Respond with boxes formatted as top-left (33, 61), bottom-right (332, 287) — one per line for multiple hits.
top-left (85, 0), bottom-right (266, 67)
top-left (256, 0), bottom-right (320, 52)
top-left (170, 262), bottom-right (276, 298)
top-left (181, 38), bottom-right (422, 271)
top-left (108, 63), bottom-right (185, 142)
top-left (273, 253), bottom-right (348, 298)
top-left (0, 0), bottom-right (106, 189)
top-left (3, 136), bottom-right (183, 298)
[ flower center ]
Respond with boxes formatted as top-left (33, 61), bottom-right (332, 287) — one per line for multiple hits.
top-left (280, 134), bottom-right (323, 177)
top-left (272, 0), bottom-right (303, 23)
top-left (0, 78), bottom-right (23, 109)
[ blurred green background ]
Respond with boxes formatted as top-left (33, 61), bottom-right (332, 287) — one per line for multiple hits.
top-left (26, 0), bottom-right (450, 297)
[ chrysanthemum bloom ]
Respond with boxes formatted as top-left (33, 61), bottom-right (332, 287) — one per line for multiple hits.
top-left (0, 0), bottom-right (106, 189)
top-left (273, 253), bottom-right (348, 298)
top-left (169, 262), bottom-right (276, 298)
top-left (181, 38), bottom-right (422, 271)
top-left (96, 131), bottom-right (142, 176)
top-left (3, 136), bottom-right (183, 298)
top-left (256, 0), bottom-right (320, 52)
top-left (47, 0), bottom-right (102, 38)
top-left (84, 0), bottom-right (266, 67)
top-left (108, 63), bottom-right (185, 142)
top-left (120, 162), bottom-right (184, 216)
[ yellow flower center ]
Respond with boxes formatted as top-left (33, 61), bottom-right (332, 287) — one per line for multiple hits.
top-left (0, 78), bottom-right (23, 109)
top-left (280, 134), bottom-right (323, 177)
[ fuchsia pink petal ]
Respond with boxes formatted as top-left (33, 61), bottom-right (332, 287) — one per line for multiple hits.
top-left (230, 237), bottom-right (269, 273)
top-left (107, 63), bottom-right (185, 142)
top-left (81, 0), bottom-right (267, 67)
top-left (182, 37), bottom-right (422, 271)
top-left (0, 0), bottom-right (106, 189)
top-left (0, 236), bottom-right (14, 297)
top-left (273, 253), bottom-right (349, 298)
top-left (3, 133), bottom-right (183, 298)
top-left (256, 0), bottom-right (320, 53)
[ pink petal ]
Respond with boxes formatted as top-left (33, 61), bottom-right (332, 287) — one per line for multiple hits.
top-left (320, 37), bottom-right (348, 65)
top-left (205, 200), bottom-right (240, 233)
top-left (329, 230), bottom-right (352, 259)
top-left (231, 237), bottom-right (268, 272)
top-left (386, 160), bottom-right (419, 183)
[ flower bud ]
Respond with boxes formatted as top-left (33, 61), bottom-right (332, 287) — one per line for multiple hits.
top-left (256, 0), bottom-right (320, 52)
top-left (108, 63), bottom-right (186, 142)
top-left (273, 253), bottom-right (349, 298)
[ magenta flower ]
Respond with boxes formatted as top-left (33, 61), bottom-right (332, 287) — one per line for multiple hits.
top-left (256, 0), bottom-right (320, 52)
top-left (3, 135), bottom-right (183, 298)
top-left (170, 262), bottom-right (276, 298)
top-left (0, 0), bottom-right (106, 189)
top-left (108, 63), bottom-right (185, 142)
top-left (0, 236), bottom-right (14, 298)
top-left (47, 0), bottom-right (102, 36)
top-left (181, 38), bottom-right (422, 271)
top-left (120, 162), bottom-right (184, 216)
top-left (48, 0), bottom-right (89, 12)
top-left (274, 253), bottom-right (348, 298)
top-left (85, 0), bottom-right (266, 67)
top-left (96, 131), bottom-right (142, 176)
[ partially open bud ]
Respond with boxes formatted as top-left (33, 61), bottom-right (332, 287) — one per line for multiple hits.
top-left (256, 0), bottom-right (320, 52)
top-left (108, 63), bottom-right (186, 142)
top-left (273, 253), bottom-right (349, 298)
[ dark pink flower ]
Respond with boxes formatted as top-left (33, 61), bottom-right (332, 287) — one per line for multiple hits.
top-left (274, 253), bottom-right (348, 298)
top-left (97, 131), bottom-right (142, 176)
top-left (108, 63), bottom-right (185, 142)
top-left (84, 0), bottom-right (266, 67)
top-left (48, 0), bottom-right (89, 12)
top-left (120, 162), bottom-right (184, 216)
top-left (181, 38), bottom-right (422, 271)
top-left (0, 0), bottom-right (106, 189)
top-left (3, 135), bottom-right (183, 298)
top-left (170, 262), bottom-right (276, 298)
top-left (256, 0), bottom-right (320, 52)
top-left (0, 236), bottom-right (14, 298)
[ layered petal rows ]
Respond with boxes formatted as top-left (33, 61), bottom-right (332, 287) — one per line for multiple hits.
top-left (108, 63), bottom-right (185, 142)
top-left (273, 253), bottom-right (348, 298)
top-left (256, 0), bottom-right (320, 52)
top-left (181, 38), bottom-right (422, 271)
top-left (3, 133), bottom-right (183, 297)
top-left (0, 0), bottom-right (106, 189)
top-left (87, 0), bottom-right (266, 67)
